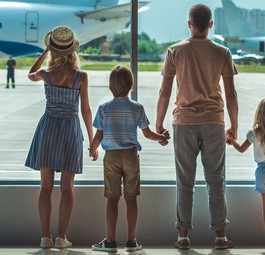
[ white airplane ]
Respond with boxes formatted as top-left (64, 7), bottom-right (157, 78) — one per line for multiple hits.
top-left (0, 0), bottom-right (149, 57)
top-left (214, 0), bottom-right (265, 57)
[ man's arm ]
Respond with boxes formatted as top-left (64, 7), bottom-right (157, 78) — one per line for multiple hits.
top-left (223, 75), bottom-right (238, 140)
top-left (156, 75), bottom-right (174, 134)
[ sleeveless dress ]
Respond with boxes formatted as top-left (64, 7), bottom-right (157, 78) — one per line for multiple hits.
top-left (25, 70), bottom-right (84, 174)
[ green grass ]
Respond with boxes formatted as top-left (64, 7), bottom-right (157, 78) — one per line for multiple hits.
top-left (236, 64), bottom-right (265, 73)
top-left (81, 61), bottom-right (128, 70)
top-left (81, 61), bottom-right (163, 71)
top-left (0, 57), bottom-right (37, 69)
top-left (0, 57), bottom-right (265, 73)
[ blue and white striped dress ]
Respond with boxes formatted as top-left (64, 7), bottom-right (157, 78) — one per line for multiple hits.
top-left (25, 70), bottom-right (84, 174)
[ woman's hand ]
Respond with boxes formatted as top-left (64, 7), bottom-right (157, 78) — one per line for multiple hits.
top-left (89, 149), bottom-right (99, 161)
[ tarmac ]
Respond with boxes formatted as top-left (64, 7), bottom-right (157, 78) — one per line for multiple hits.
top-left (0, 69), bottom-right (264, 183)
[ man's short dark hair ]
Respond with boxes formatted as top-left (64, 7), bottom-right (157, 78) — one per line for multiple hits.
top-left (189, 4), bottom-right (212, 32)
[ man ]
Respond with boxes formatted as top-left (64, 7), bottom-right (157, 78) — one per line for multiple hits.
top-left (6, 55), bottom-right (16, 88)
top-left (156, 4), bottom-right (238, 250)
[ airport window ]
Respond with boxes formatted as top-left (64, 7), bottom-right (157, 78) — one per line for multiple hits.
top-left (1, 0), bottom-right (265, 184)
top-left (136, 0), bottom-right (265, 183)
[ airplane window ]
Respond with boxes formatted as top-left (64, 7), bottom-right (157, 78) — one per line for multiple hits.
top-left (1, 0), bottom-right (265, 183)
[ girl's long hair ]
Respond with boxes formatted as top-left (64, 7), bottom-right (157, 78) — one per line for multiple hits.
top-left (47, 51), bottom-right (80, 83)
top-left (253, 98), bottom-right (265, 146)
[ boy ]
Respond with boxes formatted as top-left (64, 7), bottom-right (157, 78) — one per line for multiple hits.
top-left (90, 65), bottom-right (169, 252)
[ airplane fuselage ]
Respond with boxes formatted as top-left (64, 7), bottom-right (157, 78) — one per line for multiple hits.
top-left (231, 37), bottom-right (265, 56)
top-left (0, 1), bottom-right (131, 56)
top-left (214, 35), bottom-right (265, 57)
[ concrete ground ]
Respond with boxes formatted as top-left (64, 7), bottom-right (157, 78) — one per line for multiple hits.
top-left (0, 70), bottom-right (264, 182)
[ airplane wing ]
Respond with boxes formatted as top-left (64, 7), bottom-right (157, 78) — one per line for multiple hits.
top-left (222, 36), bottom-right (245, 43)
top-left (76, 2), bottom-right (149, 21)
top-left (214, 35), bottom-right (244, 43)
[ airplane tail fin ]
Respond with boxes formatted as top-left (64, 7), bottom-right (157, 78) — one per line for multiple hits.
top-left (221, 0), bottom-right (262, 37)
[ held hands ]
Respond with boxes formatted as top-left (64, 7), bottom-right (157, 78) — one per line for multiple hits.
top-left (226, 127), bottom-right (237, 145)
top-left (226, 131), bottom-right (237, 146)
top-left (160, 129), bottom-right (171, 146)
top-left (89, 148), bottom-right (99, 161)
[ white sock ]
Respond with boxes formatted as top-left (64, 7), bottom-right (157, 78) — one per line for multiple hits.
top-left (216, 236), bottom-right (227, 241)
top-left (178, 235), bottom-right (189, 241)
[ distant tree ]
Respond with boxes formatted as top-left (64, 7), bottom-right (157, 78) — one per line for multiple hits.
top-left (82, 31), bottom-right (178, 60)
top-left (82, 36), bottom-right (112, 55)
top-left (159, 41), bottom-right (179, 54)
top-left (84, 47), bottom-right (101, 55)
top-left (138, 32), bottom-right (161, 60)
top-left (138, 32), bottom-right (151, 41)
top-left (111, 32), bottom-right (131, 55)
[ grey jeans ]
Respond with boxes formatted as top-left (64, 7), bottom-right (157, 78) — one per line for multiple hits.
top-left (173, 124), bottom-right (229, 231)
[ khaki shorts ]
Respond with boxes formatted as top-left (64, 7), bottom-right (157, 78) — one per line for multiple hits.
top-left (103, 147), bottom-right (140, 198)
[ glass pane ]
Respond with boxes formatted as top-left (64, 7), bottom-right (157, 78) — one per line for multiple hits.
top-left (0, 1), bottom-right (133, 182)
top-left (138, 0), bottom-right (265, 182)
top-left (1, 0), bottom-right (265, 183)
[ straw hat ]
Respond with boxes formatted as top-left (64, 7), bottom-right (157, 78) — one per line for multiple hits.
top-left (45, 26), bottom-right (79, 55)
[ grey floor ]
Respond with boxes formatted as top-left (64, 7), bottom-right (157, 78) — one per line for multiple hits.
top-left (1, 246), bottom-right (265, 255)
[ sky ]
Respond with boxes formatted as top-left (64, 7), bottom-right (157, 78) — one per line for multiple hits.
top-left (121, 0), bottom-right (265, 43)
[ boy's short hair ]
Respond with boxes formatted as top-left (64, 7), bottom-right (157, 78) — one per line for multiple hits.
top-left (189, 4), bottom-right (212, 32)
top-left (109, 65), bottom-right (134, 97)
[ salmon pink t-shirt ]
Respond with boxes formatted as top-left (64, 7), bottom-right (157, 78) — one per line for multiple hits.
top-left (162, 38), bottom-right (238, 125)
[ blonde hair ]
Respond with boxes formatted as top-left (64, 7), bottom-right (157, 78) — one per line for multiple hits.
top-left (109, 65), bottom-right (134, 97)
top-left (253, 98), bottom-right (265, 145)
top-left (47, 51), bottom-right (80, 83)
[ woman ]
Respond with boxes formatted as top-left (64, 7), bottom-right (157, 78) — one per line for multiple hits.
top-left (25, 26), bottom-right (98, 249)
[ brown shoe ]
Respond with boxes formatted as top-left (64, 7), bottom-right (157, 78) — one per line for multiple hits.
top-left (174, 238), bottom-right (191, 249)
top-left (215, 236), bottom-right (233, 249)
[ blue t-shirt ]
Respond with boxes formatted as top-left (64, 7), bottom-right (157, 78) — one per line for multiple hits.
top-left (93, 97), bottom-right (150, 151)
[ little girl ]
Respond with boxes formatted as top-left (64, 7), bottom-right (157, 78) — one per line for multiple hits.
top-left (227, 98), bottom-right (265, 225)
